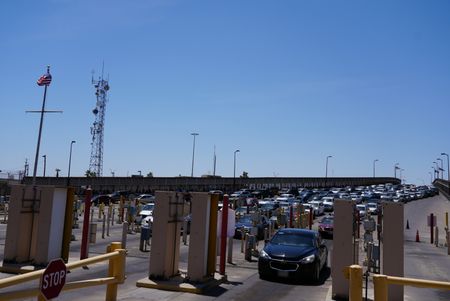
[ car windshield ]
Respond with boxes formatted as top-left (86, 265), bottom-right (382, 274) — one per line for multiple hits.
top-left (320, 217), bottom-right (333, 224)
top-left (142, 204), bottom-right (154, 211)
top-left (271, 232), bottom-right (314, 247)
top-left (237, 215), bottom-right (253, 224)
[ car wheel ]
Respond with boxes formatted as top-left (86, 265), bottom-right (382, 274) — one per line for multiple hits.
top-left (312, 262), bottom-right (320, 282)
top-left (259, 273), bottom-right (270, 280)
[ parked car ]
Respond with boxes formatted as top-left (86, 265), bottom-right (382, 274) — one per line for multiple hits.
top-left (308, 201), bottom-right (325, 216)
top-left (108, 191), bottom-right (132, 203)
top-left (356, 204), bottom-right (367, 220)
top-left (318, 216), bottom-right (334, 238)
top-left (367, 202), bottom-right (379, 215)
top-left (321, 197), bottom-right (334, 212)
top-left (136, 203), bottom-right (155, 224)
top-left (234, 214), bottom-right (269, 240)
top-left (135, 194), bottom-right (155, 204)
top-left (258, 228), bottom-right (328, 282)
top-left (91, 194), bottom-right (111, 206)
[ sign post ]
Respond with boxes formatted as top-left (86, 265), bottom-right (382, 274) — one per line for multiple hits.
top-left (40, 258), bottom-right (67, 300)
top-left (428, 213), bottom-right (436, 244)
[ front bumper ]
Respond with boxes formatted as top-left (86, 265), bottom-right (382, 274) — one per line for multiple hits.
top-left (258, 257), bottom-right (315, 279)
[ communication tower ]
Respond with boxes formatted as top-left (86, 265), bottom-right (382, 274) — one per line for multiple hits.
top-left (88, 68), bottom-right (110, 176)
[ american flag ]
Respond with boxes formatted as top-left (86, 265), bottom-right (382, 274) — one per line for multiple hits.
top-left (37, 72), bottom-right (52, 86)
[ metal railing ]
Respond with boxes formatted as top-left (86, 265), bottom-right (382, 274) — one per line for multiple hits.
top-left (345, 265), bottom-right (450, 301)
top-left (0, 242), bottom-right (126, 301)
top-left (434, 179), bottom-right (450, 200)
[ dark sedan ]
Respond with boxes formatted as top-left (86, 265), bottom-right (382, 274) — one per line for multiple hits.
top-left (258, 228), bottom-right (328, 282)
top-left (318, 216), bottom-right (334, 238)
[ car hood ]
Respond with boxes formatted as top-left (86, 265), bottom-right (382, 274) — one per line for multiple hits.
top-left (139, 210), bottom-right (153, 216)
top-left (264, 243), bottom-right (315, 261)
top-left (235, 221), bottom-right (253, 229)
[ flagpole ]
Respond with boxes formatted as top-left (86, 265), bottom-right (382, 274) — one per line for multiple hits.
top-left (32, 66), bottom-right (50, 186)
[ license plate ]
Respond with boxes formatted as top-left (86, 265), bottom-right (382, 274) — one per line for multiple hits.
top-left (277, 270), bottom-right (289, 278)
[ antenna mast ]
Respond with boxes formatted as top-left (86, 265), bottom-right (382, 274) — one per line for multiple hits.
top-left (88, 66), bottom-right (110, 176)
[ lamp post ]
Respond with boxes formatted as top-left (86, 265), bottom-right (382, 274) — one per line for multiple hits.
top-left (437, 158), bottom-right (444, 179)
top-left (431, 166), bottom-right (437, 181)
top-left (325, 155), bottom-right (332, 188)
top-left (67, 140), bottom-right (76, 186)
top-left (433, 161), bottom-right (439, 179)
top-left (373, 159), bottom-right (379, 178)
top-left (400, 168), bottom-right (404, 184)
top-left (441, 152), bottom-right (449, 186)
top-left (325, 156), bottom-right (332, 178)
top-left (42, 155), bottom-right (47, 177)
top-left (394, 163), bottom-right (399, 178)
top-left (233, 149), bottom-right (240, 191)
top-left (138, 170), bottom-right (141, 176)
top-left (190, 133), bottom-right (199, 177)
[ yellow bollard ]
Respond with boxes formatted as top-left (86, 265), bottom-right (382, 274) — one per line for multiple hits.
top-left (99, 203), bottom-right (105, 219)
top-left (62, 187), bottom-right (75, 262)
top-left (106, 242), bottom-right (126, 301)
top-left (373, 274), bottom-right (388, 301)
top-left (349, 265), bottom-right (363, 301)
top-left (446, 212), bottom-right (448, 228)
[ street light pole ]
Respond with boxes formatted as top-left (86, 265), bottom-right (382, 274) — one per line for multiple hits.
top-left (431, 166), bottom-right (437, 181)
top-left (433, 161), bottom-right (439, 179)
top-left (373, 159), bottom-right (379, 178)
top-left (325, 156), bottom-right (332, 179)
top-left (437, 158), bottom-right (444, 179)
top-left (67, 140), bottom-right (76, 186)
top-left (42, 155), bottom-right (47, 177)
top-left (394, 163), bottom-right (399, 178)
top-left (400, 169), bottom-right (404, 184)
top-left (190, 133), bottom-right (199, 177)
top-left (233, 150), bottom-right (240, 191)
top-left (441, 152), bottom-right (449, 184)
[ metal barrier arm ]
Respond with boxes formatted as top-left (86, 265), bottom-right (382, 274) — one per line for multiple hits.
top-left (0, 243), bottom-right (126, 301)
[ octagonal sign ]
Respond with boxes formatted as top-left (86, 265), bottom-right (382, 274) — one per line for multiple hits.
top-left (40, 258), bottom-right (67, 300)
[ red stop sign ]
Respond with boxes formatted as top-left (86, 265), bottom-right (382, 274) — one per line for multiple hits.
top-left (40, 259), bottom-right (67, 300)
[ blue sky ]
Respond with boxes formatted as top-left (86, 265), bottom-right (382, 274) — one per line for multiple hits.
top-left (1, 0), bottom-right (450, 184)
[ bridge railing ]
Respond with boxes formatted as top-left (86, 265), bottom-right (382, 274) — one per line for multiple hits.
top-left (433, 179), bottom-right (450, 200)
top-left (0, 242), bottom-right (126, 301)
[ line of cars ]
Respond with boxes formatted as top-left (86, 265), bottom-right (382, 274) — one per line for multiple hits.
top-left (91, 191), bottom-right (155, 206)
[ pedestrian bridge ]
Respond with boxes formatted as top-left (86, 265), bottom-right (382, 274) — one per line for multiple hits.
top-left (23, 176), bottom-right (400, 194)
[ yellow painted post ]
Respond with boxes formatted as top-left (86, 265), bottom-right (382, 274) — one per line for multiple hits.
top-left (373, 274), bottom-right (388, 301)
top-left (446, 212), bottom-right (448, 228)
top-left (349, 265), bottom-right (363, 301)
top-left (99, 203), bottom-right (105, 219)
top-left (62, 187), bottom-right (75, 262)
top-left (105, 242), bottom-right (124, 301)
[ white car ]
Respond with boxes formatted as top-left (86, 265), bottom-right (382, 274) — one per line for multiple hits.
top-left (367, 203), bottom-right (378, 215)
top-left (308, 201), bottom-right (325, 216)
top-left (136, 203), bottom-right (155, 224)
top-left (136, 194), bottom-right (155, 204)
top-left (321, 197), bottom-right (334, 212)
top-left (356, 204), bottom-right (367, 219)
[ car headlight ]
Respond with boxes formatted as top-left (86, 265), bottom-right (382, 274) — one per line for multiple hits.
top-left (300, 254), bottom-right (315, 264)
top-left (260, 249), bottom-right (271, 259)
